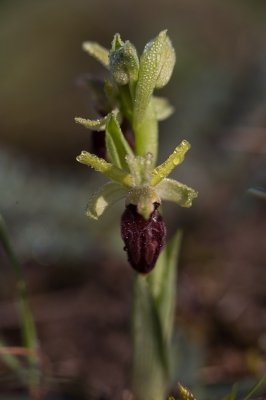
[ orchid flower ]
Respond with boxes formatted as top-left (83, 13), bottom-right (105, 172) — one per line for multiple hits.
top-left (75, 31), bottom-right (197, 273)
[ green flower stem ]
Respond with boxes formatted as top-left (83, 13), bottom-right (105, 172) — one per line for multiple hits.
top-left (117, 84), bottom-right (134, 121)
top-left (131, 274), bottom-right (168, 400)
top-left (131, 231), bottom-right (183, 400)
top-left (0, 214), bottom-right (39, 390)
top-left (133, 101), bottom-right (158, 166)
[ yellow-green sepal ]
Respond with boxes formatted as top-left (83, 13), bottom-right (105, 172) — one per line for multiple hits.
top-left (133, 30), bottom-right (175, 125)
top-left (86, 182), bottom-right (128, 220)
top-left (154, 35), bottom-right (175, 89)
top-left (151, 96), bottom-right (174, 121)
top-left (155, 178), bottom-right (198, 208)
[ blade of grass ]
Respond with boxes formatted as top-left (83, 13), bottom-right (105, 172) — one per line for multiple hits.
top-left (224, 383), bottom-right (238, 400)
top-left (242, 371), bottom-right (266, 400)
top-left (0, 214), bottom-right (40, 394)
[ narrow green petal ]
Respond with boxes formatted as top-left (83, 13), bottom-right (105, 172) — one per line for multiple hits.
top-left (151, 141), bottom-right (191, 187)
top-left (82, 41), bottom-right (110, 69)
top-left (76, 151), bottom-right (134, 188)
top-left (75, 115), bottom-right (108, 131)
top-left (151, 96), bottom-right (174, 121)
top-left (155, 178), bottom-right (198, 208)
top-left (105, 112), bottom-right (134, 170)
top-left (86, 182), bottom-right (128, 220)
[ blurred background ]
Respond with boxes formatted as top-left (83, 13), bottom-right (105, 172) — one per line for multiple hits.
top-left (1, 0), bottom-right (266, 398)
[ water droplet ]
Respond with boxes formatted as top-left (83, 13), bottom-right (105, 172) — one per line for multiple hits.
top-left (173, 158), bottom-right (179, 166)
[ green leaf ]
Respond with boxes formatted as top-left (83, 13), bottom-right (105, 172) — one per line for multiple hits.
top-left (86, 182), bottom-right (128, 220)
top-left (151, 141), bottom-right (191, 187)
top-left (132, 274), bottom-right (168, 400)
top-left (82, 41), bottom-right (110, 69)
top-left (147, 231), bottom-right (182, 343)
top-left (152, 96), bottom-right (175, 121)
top-left (105, 112), bottom-right (134, 170)
top-left (156, 178), bottom-right (198, 208)
top-left (76, 151), bottom-right (134, 188)
top-left (159, 231), bottom-right (182, 343)
top-left (133, 30), bottom-right (173, 125)
top-left (75, 115), bottom-right (108, 131)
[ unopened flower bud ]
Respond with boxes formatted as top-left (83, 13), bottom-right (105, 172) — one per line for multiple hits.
top-left (109, 34), bottom-right (139, 86)
top-left (121, 204), bottom-right (166, 274)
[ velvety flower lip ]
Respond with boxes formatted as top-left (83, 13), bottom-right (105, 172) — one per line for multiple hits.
top-left (121, 203), bottom-right (166, 274)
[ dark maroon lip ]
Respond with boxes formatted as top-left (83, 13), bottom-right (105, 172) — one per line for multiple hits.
top-left (121, 204), bottom-right (166, 274)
